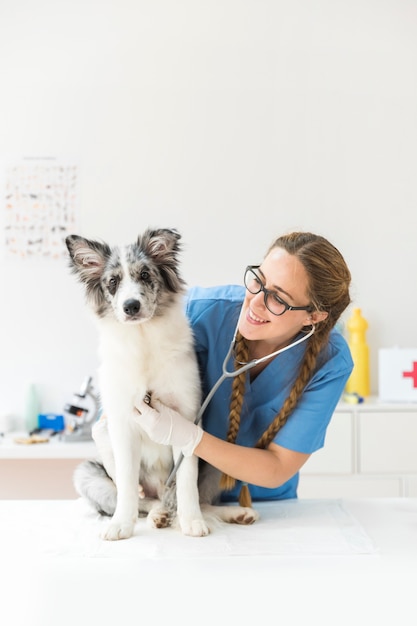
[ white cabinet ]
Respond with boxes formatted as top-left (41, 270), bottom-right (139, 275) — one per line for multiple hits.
top-left (299, 399), bottom-right (417, 498)
top-left (359, 411), bottom-right (417, 473)
top-left (0, 433), bottom-right (96, 499)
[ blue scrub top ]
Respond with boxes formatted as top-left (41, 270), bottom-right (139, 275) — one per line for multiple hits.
top-left (186, 285), bottom-right (353, 502)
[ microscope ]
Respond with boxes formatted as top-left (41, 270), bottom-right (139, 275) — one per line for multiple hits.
top-left (61, 376), bottom-right (100, 442)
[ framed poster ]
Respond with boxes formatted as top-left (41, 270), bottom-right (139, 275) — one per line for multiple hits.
top-left (3, 156), bottom-right (79, 259)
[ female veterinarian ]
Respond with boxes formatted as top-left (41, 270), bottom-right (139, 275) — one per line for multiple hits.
top-left (135, 231), bottom-right (353, 506)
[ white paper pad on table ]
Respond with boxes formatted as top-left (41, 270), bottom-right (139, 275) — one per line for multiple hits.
top-left (0, 498), bottom-right (376, 560)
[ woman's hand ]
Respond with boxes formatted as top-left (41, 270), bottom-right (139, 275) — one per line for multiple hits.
top-left (134, 396), bottom-right (203, 457)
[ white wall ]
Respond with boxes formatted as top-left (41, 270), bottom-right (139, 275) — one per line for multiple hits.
top-left (1, 0), bottom-right (416, 423)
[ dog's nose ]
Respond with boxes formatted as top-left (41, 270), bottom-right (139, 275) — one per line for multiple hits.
top-left (123, 299), bottom-right (141, 316)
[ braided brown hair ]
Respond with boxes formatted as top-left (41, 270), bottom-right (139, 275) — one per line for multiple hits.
top-left (220, 232), bottom-right (351, 505)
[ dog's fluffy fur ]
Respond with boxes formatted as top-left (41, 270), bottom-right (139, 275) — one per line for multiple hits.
top-left (66, 228), bottom-right (258, 540)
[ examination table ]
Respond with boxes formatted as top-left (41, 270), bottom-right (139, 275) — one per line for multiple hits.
top-left (0, 498), bottom-right (415, 625)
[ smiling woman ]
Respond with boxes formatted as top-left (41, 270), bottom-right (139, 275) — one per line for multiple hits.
top-left (133, 231), bottom-right (353, 509)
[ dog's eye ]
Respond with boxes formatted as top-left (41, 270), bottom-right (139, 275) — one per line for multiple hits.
top-left (140, 270), bottom-right (150, 281)
top-left (108, 277), bottom-right (118, 295)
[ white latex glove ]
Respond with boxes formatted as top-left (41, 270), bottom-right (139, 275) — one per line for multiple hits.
top-left (134, 397), bottom-right (203, 457)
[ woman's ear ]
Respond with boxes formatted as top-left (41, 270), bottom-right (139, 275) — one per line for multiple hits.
top-left (308, 311), bottom-right (329, 325)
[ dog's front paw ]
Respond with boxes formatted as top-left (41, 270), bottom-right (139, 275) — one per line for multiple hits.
top-left (101, 518), bottom-right (135, 541)
top-left (179, 516), bottom-right (210, 537)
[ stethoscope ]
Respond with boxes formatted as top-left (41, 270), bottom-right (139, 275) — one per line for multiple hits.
top-left (165, 304), bottom-right (315, 486)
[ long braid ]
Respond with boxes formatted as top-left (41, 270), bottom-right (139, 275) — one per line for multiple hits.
top-left (220, 330), bottom-right (324, 507)
top-left (219, 332), bottom-right (248, 492)
top-left (255, 330), bottom-right (322, 449)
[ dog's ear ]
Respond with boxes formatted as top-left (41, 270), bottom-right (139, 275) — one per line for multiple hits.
top-left (139, 228), bottom-right (182, 260)
top-left (139, 228), bottom-right (185, 293)
top-left (66, 235), bottom-right (111, 283)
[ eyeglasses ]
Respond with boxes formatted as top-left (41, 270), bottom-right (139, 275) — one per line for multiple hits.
top-left (244, 265), bottom-right (314, 317)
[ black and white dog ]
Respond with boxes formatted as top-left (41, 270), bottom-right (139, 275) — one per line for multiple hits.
top-left (66, 228), bottom-right (257, 540)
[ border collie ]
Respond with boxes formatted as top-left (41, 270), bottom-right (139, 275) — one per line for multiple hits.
top-left (66, 228), bottom-right (258, 540)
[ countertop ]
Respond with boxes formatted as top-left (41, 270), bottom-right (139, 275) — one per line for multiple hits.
top-left (0, 430), bottom-right (96, 458)
top-left (0, 498), bottom-right (416, 625)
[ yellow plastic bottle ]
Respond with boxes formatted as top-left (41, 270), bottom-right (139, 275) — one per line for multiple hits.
top-left (345, 308), bottom-right (370, 397)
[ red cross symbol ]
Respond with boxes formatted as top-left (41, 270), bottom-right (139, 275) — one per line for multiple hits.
top-left (403, 362), bottom-right (417, 388)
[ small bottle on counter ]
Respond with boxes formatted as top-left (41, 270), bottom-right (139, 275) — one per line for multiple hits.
top-left (345, 308), bottom-right (370, 397)
top-left (23, 383), bottom-right (41, 433)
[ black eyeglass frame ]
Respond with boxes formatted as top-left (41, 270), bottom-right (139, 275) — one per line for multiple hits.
top-left (244, 265), bottom-right (314, 317)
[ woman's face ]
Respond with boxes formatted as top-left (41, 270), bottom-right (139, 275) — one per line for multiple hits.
top-left (238, 247), bottom-right (314, 350)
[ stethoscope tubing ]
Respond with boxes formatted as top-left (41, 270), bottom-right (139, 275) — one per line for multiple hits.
top-left (165, 305), bottom-right (315, 486)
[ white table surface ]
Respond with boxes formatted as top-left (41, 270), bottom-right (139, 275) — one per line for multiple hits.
top-left (1, 498), bottom-right (416, 626)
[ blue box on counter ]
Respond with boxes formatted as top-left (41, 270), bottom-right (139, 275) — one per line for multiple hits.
top-left (38, 414), bottom-right (65, 431)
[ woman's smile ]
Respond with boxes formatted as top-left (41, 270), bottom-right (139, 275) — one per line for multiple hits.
top-left (247, 307), bottom-right (269, 325)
